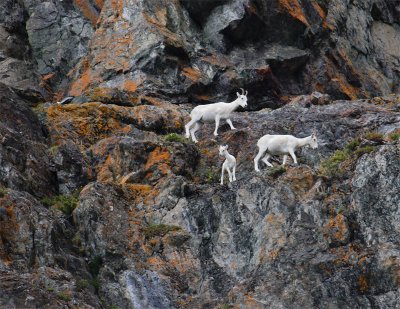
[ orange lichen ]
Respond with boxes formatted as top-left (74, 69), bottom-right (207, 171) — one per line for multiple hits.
top-left (145, 147), bottom-right (171, 176)
top-left (73, 0), bottom-right (99, 25)
top-left (94, 0), bottom-right (104, 9)
top-left (124, 184), bottom-right (152, 203)
top-left (201, 54), bottom-right (231, 67)
top-left (311, 1), bottom-right (325, 19)
top-left (357, 275), bottom-right (369, 293)
top-left (46, 103), bottom-right (133, 147)
top-left (122, 80), bottom-right (140, 93)
top-left (278, 0), bottom-right (310, 27)
top-left (70, 68), bottom-right (92, 96)
top-left (325, 214), bottom-right (349, 243)
top-left (332, 74), bottom-right (359, 100)
top-left (181, 67), bottom-right (202, 82)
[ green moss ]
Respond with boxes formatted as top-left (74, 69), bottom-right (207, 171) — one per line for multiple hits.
top-left (364, 131), bottom-right (384, 142)
top-left (354, 145), bottom-right (374, 156)
top-left (48, 145), bottom-right (59, 156)
top-left (57, 292), bottom-right (71, 301)
top-left (344, 138), bottom-right (361, 152)
top-left (76, 279), bottom-right (89, 291)
top-left (220, 304), bottom-right (230, 309)
top-left (388, 132), bottom-right (400, 141)
top-left (164, 133), bottom-right (186, 143)
top-left (143, 224), bottom-right (181, 239)
top-left (46, 287), bottom-right (54, 292)
top-left (267, 166), bottom-right (286, 178)
top-left (205, 167), bottom-right (219, 184)
top-left (0, 186), bottom-right (8, 198)
top-left (41, 191), bottom-right (79, 215)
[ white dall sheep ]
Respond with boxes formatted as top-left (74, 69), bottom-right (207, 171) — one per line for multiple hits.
top-left (254, 133), bottom-right (318, 172)
top-left (219, 145), bottom-right (236, 185)
top-left (185, 89), bottom-right (248, 143)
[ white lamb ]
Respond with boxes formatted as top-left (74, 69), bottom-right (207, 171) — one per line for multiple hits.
top-left (219, 145), bottom-right (236, 185)
top-left (254, 133), bottom-right (318, 172)
top-left (185, 89), bottom-right (248, 143)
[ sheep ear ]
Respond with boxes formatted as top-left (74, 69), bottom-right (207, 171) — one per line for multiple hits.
top-left (236, 92), bottom-right (240, 97)
top-left (225, 145), bottom-right (228, 149)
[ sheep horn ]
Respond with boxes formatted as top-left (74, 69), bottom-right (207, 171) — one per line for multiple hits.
top-left (240, 88), bottom-right (245, 95)
top-left (245, 90), bottom-right (248, 96)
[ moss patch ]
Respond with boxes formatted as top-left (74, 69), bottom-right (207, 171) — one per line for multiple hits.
top-left (143, 224), bottom-right (181, 239)
top-left (41, 192), bottom-right (79, 216)
top-left (164, 133), bottom-right (186, 143)
top-left (319, 138), bottom-right (376, 178)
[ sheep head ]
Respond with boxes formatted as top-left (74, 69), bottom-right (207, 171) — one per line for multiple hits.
top-left (236, 88), bottom-right (248, 108)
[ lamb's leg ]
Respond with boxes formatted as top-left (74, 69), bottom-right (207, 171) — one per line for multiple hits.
top-left (282, 154), bottom-right (288, 166)
top-left (289, 150), bottom-right (297, 164)
top-left (185, 119), bottom-right (196, 139)
top-left (190, 122), bottom-right (201, 143)
top-left (227, 167), bottom-right (233, 182)
top-left (213, 116), bottom-right (221, 136)
top-left (254, 147), bottom-right (265, 172)
top-left (220, 163), bottom-right (226, 185)
top-left (262, 154), bottom-right (273, 167)
top-left (232, 165), bottom-right (236, 181)
top-left (226, 119), bottom-right (236, 130)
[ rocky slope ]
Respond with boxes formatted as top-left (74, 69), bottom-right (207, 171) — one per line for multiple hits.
top-left (1, 0), bottom-right (400, 308)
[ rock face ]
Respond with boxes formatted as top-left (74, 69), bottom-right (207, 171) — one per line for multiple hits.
top-left (1, 0), bottom-right (400, 308)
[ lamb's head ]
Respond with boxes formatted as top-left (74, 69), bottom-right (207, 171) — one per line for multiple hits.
top-left (236, 88), bottom-right (248, 107)
top-left (219, 145), bottom-right (228, 156)
top-left (309, 133), bottom-right (318, 149)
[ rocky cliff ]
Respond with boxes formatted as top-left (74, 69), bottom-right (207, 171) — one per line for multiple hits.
top-left (1, 0), bottom-right (400, 308)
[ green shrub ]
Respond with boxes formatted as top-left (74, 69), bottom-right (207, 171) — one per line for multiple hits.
top-left (205, 168), bottom-right (219, 183)
top-left (319, 150), bottom-right (349, 177)
top-left (57, 292), bottom-right (71, 301)
top-left (41, 192), bottom-right (79, 215)
top-left (164, 133), bottom-right (186, 143)
top-left (143, 224), bottom-right (181, 239)
top-left (89, 255), bottom-right (103, 277)
top-left (90, 278), bottom-right (101, 292)
top-left (76, 279), bottom-right (89, 291)
top-left (267, 166), bottom-right (286, 178)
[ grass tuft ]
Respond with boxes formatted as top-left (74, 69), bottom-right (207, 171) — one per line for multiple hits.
top-left (164, 133), bottom-right (186, 143)
top-left (0, 186), bottom-right (8, 198)
top-left (143, 224), bottom-right (181, 239)
top-left (57, 291), bottom-right (71, 301)
top-left (267, 166), bottom-right (287, 178)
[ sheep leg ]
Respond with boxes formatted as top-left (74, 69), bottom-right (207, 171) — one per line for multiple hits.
top-left (185, 119), bottom-right (196, 139)
top-left (254, 148), bottom-right (265, 172)
top-left (262, 154), bottom-right (273, 167)
top-left (282, 154), bottom-right (288, 166)
top-left (289, 150), bottom-right (297, 164)
top-left (227, 167), bottom-right (233, 182)
top-left (214, 116), bottom-right (221, 136)
top-left (220, 163), bottom-right (226, 185)
top-left (232, 165), bottom-right (236, 181)
top-left (226, 119), bottom-right (236, 130)
top-left (190, 122), bottom-right (201, 143)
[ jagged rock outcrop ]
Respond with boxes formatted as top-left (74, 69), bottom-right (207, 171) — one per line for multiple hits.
top-left (1, 0), bottom-right (400, 308)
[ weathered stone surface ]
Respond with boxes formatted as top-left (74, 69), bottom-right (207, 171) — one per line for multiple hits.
top-left (0, 83), bottom-right (56, 197)
top-left (0, 189), bottom-right (100, 308)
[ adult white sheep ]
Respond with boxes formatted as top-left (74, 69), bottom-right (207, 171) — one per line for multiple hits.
top-left (219, 145), bottom-right (236, 185)
top-left (185, 89), bottom-right (248, 143)
top-left (254, 133), bottom-right (318, 172)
